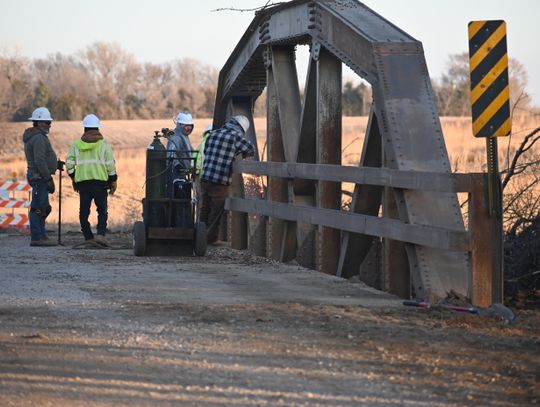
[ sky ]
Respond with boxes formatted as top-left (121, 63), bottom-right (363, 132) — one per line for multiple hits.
top-left (1, 0), bottom-right (539, 105)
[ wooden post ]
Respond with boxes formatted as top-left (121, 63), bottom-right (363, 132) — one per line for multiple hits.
top-left (470, 174), bottom-right (503, 307)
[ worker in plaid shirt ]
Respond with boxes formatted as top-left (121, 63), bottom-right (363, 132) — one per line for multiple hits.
top-left (200, 115), bottom-right (254, 244)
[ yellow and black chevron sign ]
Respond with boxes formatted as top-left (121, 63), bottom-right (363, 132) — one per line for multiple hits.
top-left (468, 20), bottom-right (511, 137)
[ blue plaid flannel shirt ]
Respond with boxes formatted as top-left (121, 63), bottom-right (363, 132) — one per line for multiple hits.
top-left (201, 118), bottom-right (254, 185)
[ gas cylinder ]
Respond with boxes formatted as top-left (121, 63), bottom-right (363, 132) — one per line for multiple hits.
top-left (146, 132), bottom-right (166, 200)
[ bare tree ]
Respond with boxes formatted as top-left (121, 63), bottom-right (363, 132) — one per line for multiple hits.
top-left (79, 42), bottom-right (141, 119)
top-left (32, 53), bottom-right (96, 120)
top-left (169, 58), bottom-right (218, 117)
top-left (432, 52), bottom-right (530, 118)
top-left (0, 49), bottom-right (32, 121)
top-left (501, 126), bottom-right (540, 233)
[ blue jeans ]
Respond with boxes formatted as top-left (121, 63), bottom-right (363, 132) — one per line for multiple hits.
top-left (79, 184), bottom-right (108, 240)
top-left (28, 175), bottom-right (50, 241)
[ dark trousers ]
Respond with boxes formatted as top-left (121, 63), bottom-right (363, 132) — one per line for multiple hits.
top-left (79, 184), bottom-right (108, 240)
top-left (28, 177), bottom-right (50, 241)
top-left (200, 181), bottom-right (228, 243)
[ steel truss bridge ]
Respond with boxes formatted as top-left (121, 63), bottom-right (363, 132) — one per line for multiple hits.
top-left (211, 0), bottom-right (502, 306)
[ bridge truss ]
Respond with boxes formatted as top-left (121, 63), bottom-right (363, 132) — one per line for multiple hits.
top-left (212, 0), bottom-right (502, 304)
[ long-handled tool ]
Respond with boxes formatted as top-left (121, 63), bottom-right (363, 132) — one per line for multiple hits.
top-left (57, 160), bottom-right (65, 245)
top-left (403, 300), bottom-right (478, 314)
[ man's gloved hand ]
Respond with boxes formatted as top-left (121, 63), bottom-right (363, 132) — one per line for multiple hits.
top-left (71, 180), bottom-right (79, 193)
top-left (57, 160), bottom-right (65, 171)
top-left (45, 178), bottom-right (55, 194)
top-left (109, 180), bottom-right (117, 195)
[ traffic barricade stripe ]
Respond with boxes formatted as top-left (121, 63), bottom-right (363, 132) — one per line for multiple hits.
top-left (0, 213), bottom-right (29, 228)
top-left (0, 198), bottom-right (31, 208)
top-left (0, 181), bottom-right (32, 191)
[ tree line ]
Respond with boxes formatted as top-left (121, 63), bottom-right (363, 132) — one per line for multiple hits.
top-left (0, 42), bottom-right (532, 121)
top-left (0, 42), bottom-right (219, 122)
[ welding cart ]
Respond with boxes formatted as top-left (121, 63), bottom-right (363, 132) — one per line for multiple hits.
top-left (133, 129), bottom-right (207, 256)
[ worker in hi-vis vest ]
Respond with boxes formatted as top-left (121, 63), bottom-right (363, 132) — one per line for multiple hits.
top-left (66, 114), bottom-right (117, 245)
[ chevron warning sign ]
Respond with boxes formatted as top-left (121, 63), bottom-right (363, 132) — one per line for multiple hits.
top-left (468, 20), bottom-right (511, 138)
top-left (0, 213), bottom-right (29, 228)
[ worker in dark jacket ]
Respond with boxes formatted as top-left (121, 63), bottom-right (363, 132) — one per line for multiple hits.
top-left (200, 115), bottom-right (254, 244)
top-left (167, 111), bottom-right (195, 198)
top-left (22, 107), bottom-right (58, 246)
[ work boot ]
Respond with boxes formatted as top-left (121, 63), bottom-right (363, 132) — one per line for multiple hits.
top-left (93, 235), bottom-right (108, 246)
top-left (30, 239), bottom-right (58, 247)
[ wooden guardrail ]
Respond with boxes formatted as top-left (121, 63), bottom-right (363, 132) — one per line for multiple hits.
top-left (226, 161), bottom-right (502, 307)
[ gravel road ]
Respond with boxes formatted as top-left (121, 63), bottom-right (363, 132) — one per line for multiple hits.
top-left (0, 232), bottom-right (538, 406)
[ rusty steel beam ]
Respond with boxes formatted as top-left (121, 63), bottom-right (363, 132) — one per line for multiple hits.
top-left (269, 45), bottom-right (304, 262)
top-left (372, 45), bottom-right (470, 301)
top-left (316, 48), bottom-right (342, 274)
top-left (337, 109), bottom-right (383, 278)
top-left (383, 188), bottom-right (413, 298)
top-left (266, 62), bottom-right (289, 260)
top-left (271, 46), bottom-right (302, 167)
top-left (293, 54), bottom-right (318, 269)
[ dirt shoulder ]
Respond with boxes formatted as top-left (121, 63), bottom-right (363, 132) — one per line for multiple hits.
top-left (0, 232), bottom-right (538, 406)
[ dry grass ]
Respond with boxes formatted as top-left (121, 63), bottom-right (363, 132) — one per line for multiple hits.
top-left (1, 115), bottom-right (538, 233)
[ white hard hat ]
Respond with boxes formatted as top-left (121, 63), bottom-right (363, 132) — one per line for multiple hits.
top-left (82, 114), bottom-right (100, 128)
top-left (28, 107), bottom-right (53, 121)
top-left (174, 111), bottom-right (194, 125)
top-left (204, 124), bottom-right (213, 133)
top-left (233, 115), bottom-right (250, 133)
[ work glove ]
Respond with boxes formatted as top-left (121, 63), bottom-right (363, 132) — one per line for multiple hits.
top-left (57, 160), bottom-right (66, 171)
top-left (45, 178), bottom-right (55, 194)
top-left (109, 180), bottom-right (117, 196)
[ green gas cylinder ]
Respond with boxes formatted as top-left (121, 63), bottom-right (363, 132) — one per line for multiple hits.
top-left (146, 132), bottom-right (166, 199)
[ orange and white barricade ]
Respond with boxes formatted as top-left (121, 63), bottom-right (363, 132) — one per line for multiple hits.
top-left (0, 180), bottom-right (31, 229)
top-left (0, 180), bottom-right (32, 192)
top-left (0, 213), bottom-right (30, 228)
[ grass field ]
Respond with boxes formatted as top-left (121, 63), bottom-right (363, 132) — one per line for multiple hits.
top-left (1, 115), bottom-right (538, 234)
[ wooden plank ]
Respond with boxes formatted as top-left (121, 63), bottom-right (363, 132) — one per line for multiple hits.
top-left (226, 198), bottom-right (470, 252)
top-left (234, 161), bottom-right (475, 193)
